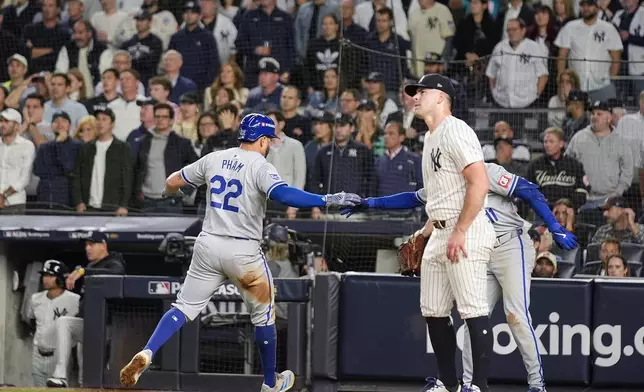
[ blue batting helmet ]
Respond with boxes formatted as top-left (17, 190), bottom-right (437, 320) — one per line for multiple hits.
top-left (238, 113), bottom-right (278, 142)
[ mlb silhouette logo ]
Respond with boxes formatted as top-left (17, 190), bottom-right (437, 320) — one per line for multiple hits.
top-left (149, 281), bottom-right (171, 295)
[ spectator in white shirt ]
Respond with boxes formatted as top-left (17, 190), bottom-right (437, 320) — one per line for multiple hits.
top-left (614, 90), bottom-right (644, 205)
top-left (113, 0), bottom-right (179, 50)
top-left (486, 18), bottom-right (549, 108)
top-left (199, 0), bottom-right (238, 65)
top-left (555, 0), bottom-right (623, 101)
top-left (108, 69), bottom-right (145, 141)
top-left (407, 0), bottom-right (455, 77)
top-left (0, 108), bottom-right (36, 214)
top-left (482, 120), bottom-right (531, 161)
top-left (94, 50), bottom-right (145, 96)
top-left (55, 20), bottom-right (114, 96)
top-left (90, 0), bottom-right (128, 47)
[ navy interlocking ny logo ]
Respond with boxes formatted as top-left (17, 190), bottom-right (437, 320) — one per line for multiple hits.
top-left (594, 30), bottom-right (605, 42)
top-left (430, 147), bottom-right (442, 172)
top-left (635, 25), bottom-right (642, 37)
top-left (53, 307), bottom-right (68, 320)
top-left (519, 53), bottom-right (530, 64)
top-left (427, 17), bottom-right (439, 30)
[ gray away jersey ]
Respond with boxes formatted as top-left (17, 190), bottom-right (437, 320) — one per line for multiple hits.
top-left (415, 162), bottom-right (525, 234)
top-left (181, 148), bottom-right (286, 240)
top-left (28, 290), bottom-right (80, 350)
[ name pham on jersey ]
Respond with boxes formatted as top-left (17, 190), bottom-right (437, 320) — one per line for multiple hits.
top-left (222, 159), bottom-right (244, 172)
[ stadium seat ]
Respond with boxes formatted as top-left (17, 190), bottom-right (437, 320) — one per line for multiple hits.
top-left (550, 246), bottom-right (581, 270)
top-left (555, 259), bottom-right (576, 279)
top-left (585, 243), bottom-right (600, 264)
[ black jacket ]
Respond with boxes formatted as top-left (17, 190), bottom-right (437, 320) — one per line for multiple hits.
top-left (304, 36), bottom-right (340, 91)
top-left (64, 39), bottom-right (109, 87)
top-left (453, 12), bottom-right (500, 61)
top-left (525, 154), bottom-right (589, 208)
top-left (77, 251), bottom-right (126, 318)
top-left (72, 138), bottom-right (132, 210)
top-left (311, 139), bottom-right (376, 197)
top-left (133, 131), bottom-right (198, 200)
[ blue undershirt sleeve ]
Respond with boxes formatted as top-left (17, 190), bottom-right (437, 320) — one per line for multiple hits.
top-left (269, 185), bottom-right (326, 208)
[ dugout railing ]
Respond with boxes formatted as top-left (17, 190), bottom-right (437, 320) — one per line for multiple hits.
top-left (80, 273), bottom-right (644, 391)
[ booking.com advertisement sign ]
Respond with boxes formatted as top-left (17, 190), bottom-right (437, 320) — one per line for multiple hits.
top-left (338, 274), bottom-right (644, 386)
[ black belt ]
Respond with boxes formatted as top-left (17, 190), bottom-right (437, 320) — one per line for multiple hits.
top-left (432, 220), bottom-right (447, 229)
top-left (38, 348), bottom-right (54, 357)
top-left (494, 229), bottom-right (523, 248)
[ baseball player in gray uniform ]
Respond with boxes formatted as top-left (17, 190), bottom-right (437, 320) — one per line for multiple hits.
top-left (344, 74), bottom-right (496, 392)
top-left (120, 113), bottom-right (361, 392)
top-left (28, 260), bottom-right (80, 387)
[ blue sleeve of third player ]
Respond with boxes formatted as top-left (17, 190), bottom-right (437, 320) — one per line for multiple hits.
top-left (270, 185), bottom-right (326, 208)
top-left (369, 191), bottom-right (424, 209)
top-left (512, 177), bottom-right (558, 227)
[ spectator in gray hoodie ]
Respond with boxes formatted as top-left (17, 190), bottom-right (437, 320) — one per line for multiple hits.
top-left (565, 100), bottom-right (633, 212)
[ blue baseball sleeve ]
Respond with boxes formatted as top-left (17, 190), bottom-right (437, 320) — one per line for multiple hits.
top-left (369, 191), bottom-right (425, 209)
top-left (269, 185), bottom-right (326, 208)
top-left (512, 177), bottom-right (558, 227)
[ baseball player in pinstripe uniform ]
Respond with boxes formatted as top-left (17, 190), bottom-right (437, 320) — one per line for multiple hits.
top-left (344, 74), bottom-right (496, 392)
top-left (28, 260), bottom-right (80, 387)
top-left (344, 162), bottom-right (578, 392)
top-left (119, 113), bottom-right (361, 392)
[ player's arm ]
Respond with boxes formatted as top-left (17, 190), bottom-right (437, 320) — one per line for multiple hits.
top-left (165, 156), bottom-right (209, 197)
top-left (340, 189), bottom-right (426, 217)
top-left (164, 171), bottom-right (188, 196)
top-left (457, 161), bottom-right (489, 233)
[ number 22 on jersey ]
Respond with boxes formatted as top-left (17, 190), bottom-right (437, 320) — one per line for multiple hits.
top-left (210, 175), bottom-right (243, 212)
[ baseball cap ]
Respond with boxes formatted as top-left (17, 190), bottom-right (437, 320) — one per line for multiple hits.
top-left (404, 73), bottom-right (456, 100)
top-left (136, 97), bottom-right (158, 106)
top-left (94, 105), bottom-right (116, 122)
top-left (494, 136), bottom-right (513, 148)
top-left (590, 100), bottom-right (612, 113)
top-left (134, 8), bottom-right (153, 20)
top-left (86, 231), bottom-right (108, 243)
top-left (259, 57), bottom-right (281, 74)
top-left (7, 53), bottom-right (28, 68)
top-left (365, 72), bottom-right (384, 83)
top-left (183, 1), bottom-right (201, 12)
top-left (0, 108), bottom-right (22, 124)
top-left (357, 99), bottom-right (377, 112)
top-left (52, 111), bottom-right (72, 123)
top-left (424, 52), bottom-right (443, 64)
top-left (600, 196), bottom-right (627, 210)
top-left (312, 110), bottom-right (335, 124)
top-left (335, 112), bottom-right (355, 126)
top-left (180, 93), bottom-right (198, 105)
top-left (566, 89), bottom-right (589, 105)
top-left (536, 251), bottom-right (558, 269)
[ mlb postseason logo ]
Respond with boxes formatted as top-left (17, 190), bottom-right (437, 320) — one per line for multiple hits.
top-left (149, 281), bottom-right (171, 295)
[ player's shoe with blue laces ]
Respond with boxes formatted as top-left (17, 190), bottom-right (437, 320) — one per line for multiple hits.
top-left (120, 349), bottom-right (152, 387)
top-left (421, 377), bottom-right (461, 392)
top-left (528, 387), bottom-right (546, 392)
top-left (462, 384), bottom-right (482, 392)
top-left (260, 370), bottom-right (295, 391)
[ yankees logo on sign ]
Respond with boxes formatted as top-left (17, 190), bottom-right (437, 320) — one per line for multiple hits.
top-left (498, 174), bottom-right (512, 189)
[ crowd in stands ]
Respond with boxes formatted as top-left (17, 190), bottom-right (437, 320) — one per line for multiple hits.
top-left (0, 0), bottom-right (644, 278)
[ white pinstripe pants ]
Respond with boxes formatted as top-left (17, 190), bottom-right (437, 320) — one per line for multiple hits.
top-left (52, 316), bottom-right (84, 383)
top-left (420, 215), bottom-right (495, 319)
top-left (32, 347), bottom-right (56, 386)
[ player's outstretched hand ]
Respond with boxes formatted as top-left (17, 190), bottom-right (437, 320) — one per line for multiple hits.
top-left (324, 192), bottom-right (362, 208)
top-left (162, 188), bottom-right (186, 199)
top-left (340, 197), bottom-right (369, 218)
top-left (548, 223), bottom-right (578, 250)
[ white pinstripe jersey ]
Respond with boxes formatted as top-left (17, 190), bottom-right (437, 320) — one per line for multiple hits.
top-left (28, 290), bottom-right (80, 350)
top-left (419, 115), bottom-right (487, 220)
top-left (181, 148), bottom-right (286, 241)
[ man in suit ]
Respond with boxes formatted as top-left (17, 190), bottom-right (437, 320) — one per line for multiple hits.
top-left (162, 50), bottom-right (198, 104)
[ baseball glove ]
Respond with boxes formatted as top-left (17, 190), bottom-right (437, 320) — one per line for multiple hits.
top-left (398, 231), bottom-right (427, 277)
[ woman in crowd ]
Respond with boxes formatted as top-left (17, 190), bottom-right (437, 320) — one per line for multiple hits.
top-left (547, 69), bottom-right (580, 128)
top-left (355, 100), bottom-right (384, 157)
top-left (528, 5), bottom-right (559, 98)
top-left (553, 0), bottom-right (575, 28)
top-left (204, 61), bottom-right (249, 109)
top-left (73, 115), bottom-right (98, 143)
top-left (606, 254), bottom-right (630, 277)
top-left (193, 112), bottom-right (219, 157)
top-left (219, 0), bottom-right (240, 19)
top-left (307, 68), bottom-right (340, 114)
top-left (305, 14), bottom-right (341, 93)
top-left (67, 69), bottom-right (89, 101)
top-left (364, 77), bottom-right (397, 129)
top-left (207, 86), bottom-right (235, 112)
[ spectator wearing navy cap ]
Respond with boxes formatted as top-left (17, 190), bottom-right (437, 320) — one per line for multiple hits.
top-left (119, 9), bottom-right (163, 86)
top-left (566, 100), bottom-right (633, 214)
top-left (33, 111), bottom-right (83, 209)
top-left (488, 136), bottom-right (528, 177)
top-left (246, 57), bottom-right (285, 112)
top-left (365, 7), bottom-right (413, 94)
top-left (375, 121), bottom-right (423, 197)
top-left (174, 93), bottom-right (200, 143)
top-left (562, 88), bottom-right (590, 140)
top-left (310, 111), bottom-right (375, 218)
top-left (0, 108), bottom-right (35, 214)
top-left (304, 111), bottom-right (335, 191)
top-left (355, 99), bottom-right (385, 156)
top-left (72, 105), bottom-right (132, 216)
top-left (235, 0), bottom-right (295, 88)
top-left (133, 103), bottom-right (198, 213)
top-left (168, 1), bottom-right (220, 91)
